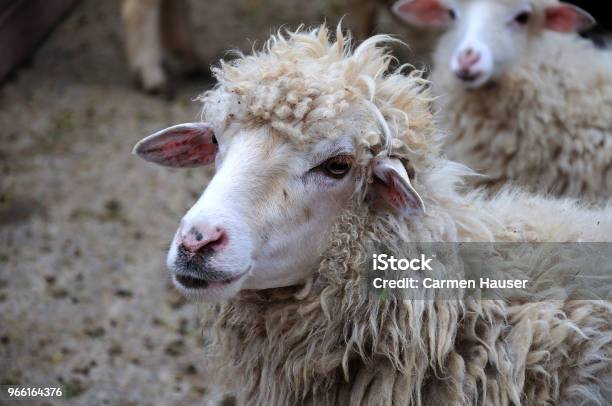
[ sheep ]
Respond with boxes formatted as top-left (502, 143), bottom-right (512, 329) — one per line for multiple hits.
top-left (132, 26), bottom-right (612, 405)
top-left (349, 0), bottom-right (611, 41)
top-left (392, 0), bottom-right (612, 200)
top-left (345, 0), bottom-right (608, 67)
top-left (121, 0), bottom-right (202, 94)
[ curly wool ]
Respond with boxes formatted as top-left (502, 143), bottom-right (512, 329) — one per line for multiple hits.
top-left (199, 25), bottom-right (439, 174)
top-left (199, 26), bottom-right (612, 405)
top-left (432, 2), bottom-right (612, 201)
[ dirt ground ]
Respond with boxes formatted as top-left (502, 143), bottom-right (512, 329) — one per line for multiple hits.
top-left (0, 0), bottom-right (365, 404)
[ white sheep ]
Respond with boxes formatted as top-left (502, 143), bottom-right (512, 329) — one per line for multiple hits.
top-left (133, 26), bottom-right (612, 405)
top-left (393, 0), bottom-right (612, 200)
top-left (121, 0), bottom-right (202, 94)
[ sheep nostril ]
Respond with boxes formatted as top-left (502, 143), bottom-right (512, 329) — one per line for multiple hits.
top-left (205, 231), bottom-right (228, 252)
top-left (458, 49), bottom-right (481, 70)
top-left (180, 226), bottom-right (228, 253)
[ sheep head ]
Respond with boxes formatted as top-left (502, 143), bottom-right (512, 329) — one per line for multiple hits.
top-left (133, 26), bottom-right (439, 300)
top-left (392, 0), bottom-right (595, 88)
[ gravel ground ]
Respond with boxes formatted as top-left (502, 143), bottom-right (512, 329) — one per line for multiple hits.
top-left (0, 0), bottom-right (354, 404)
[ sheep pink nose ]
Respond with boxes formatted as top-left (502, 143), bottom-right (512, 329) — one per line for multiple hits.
top-left (179, 223), bottom-right (228, 253)
top-left (457, 48), bottom-right (481, 70)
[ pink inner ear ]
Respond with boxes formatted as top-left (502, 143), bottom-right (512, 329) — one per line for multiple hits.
top-left (134, 124), bottom-right (217, 168)
top-left (144, 131), bottom-right (216, 167)
top-left (373, 158), bottom-right (425, 216)
top-left (545, 5), bottom-right (592, 33)
top-left (383, 175), bottom-right (422, 212)
top-left (396, 0), bottom-right (448, 26)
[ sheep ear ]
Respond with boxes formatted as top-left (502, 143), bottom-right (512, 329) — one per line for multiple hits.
top-left (544, 3), bottom-right (595, 33)
top-left (392, 0), bottom-right (452, 28)
top-left (132, 123), bottom-right (217, 168)
top-left (372, 157), bottom-right (425, 216)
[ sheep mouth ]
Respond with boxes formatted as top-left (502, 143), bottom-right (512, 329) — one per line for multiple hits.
top-left (175, 274), bottom-right (210, 289)
top-left (173, 271), bottom-right (247, 291)
top-left (456, 70), bottom-right (482, 83)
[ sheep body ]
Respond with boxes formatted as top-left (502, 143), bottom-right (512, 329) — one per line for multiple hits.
top-left (196, 26), bottom-right (612, 405)
top-left (210, 194), bottom-right (612, 405)
top-left (430, 2), bottom-right (612, 199)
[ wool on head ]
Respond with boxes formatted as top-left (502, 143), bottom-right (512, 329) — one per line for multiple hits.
top-left (198, 25), bottom-right (442, 174)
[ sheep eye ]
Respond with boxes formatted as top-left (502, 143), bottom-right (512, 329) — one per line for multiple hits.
top-left (448, 9), bottom-right (456, 20)
top-left (320, 156), bottom-right (352, 179)
top-left (515, 11), bottom-right (531, 25)
top-left (212, 135), bottom-right (218, 145)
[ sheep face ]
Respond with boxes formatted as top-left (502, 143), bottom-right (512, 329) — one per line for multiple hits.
top-left (174, 127), bottom-right (360, 300)
top-left (393, 0), bottom-right (595, 88)
top-left (132, 27), bottom-right (438, 300)
top-left (133, 110), bottom-right (425, 300)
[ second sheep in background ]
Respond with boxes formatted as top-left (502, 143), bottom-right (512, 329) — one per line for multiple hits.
top-left (393, 0), bottom-right (612, 201)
